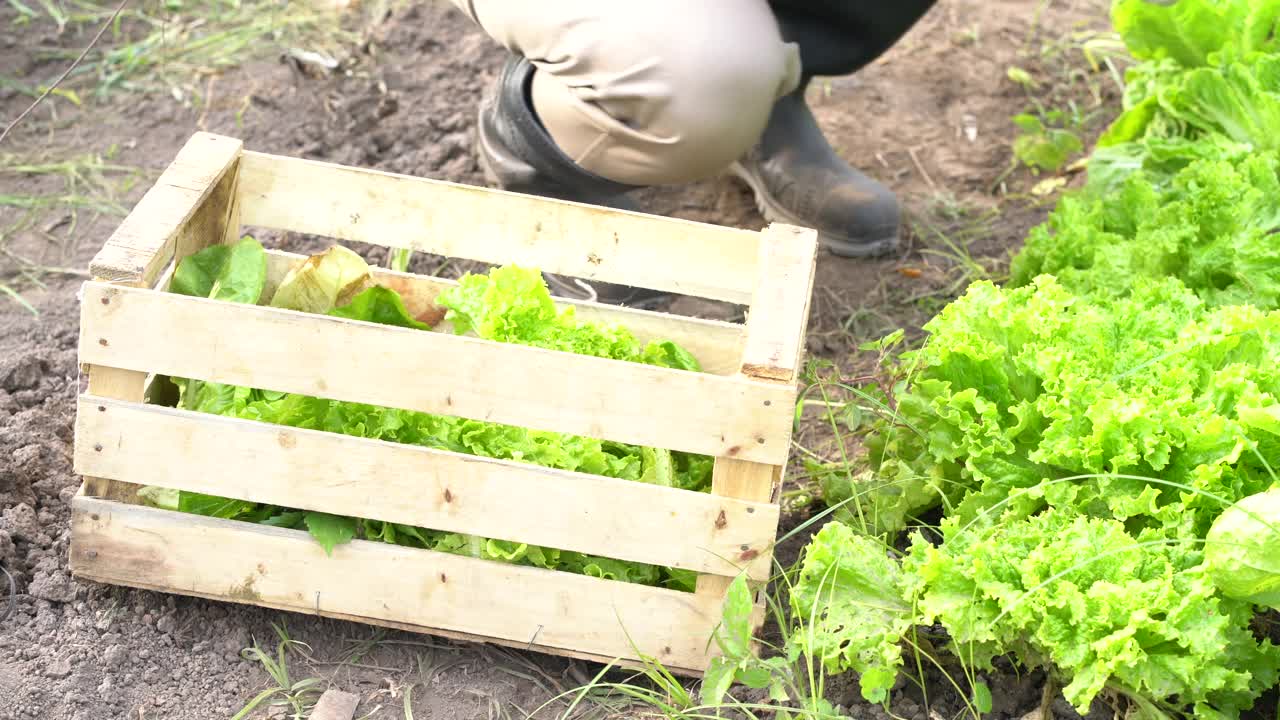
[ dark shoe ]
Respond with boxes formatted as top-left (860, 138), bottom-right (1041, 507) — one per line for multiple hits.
top-left (729, 81), bottom-right (901, 258)
top-left (476, 55), bottom-right (670, 309)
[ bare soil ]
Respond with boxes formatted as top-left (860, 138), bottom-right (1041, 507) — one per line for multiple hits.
top-left (0, 1), bottom-right (1192, 718)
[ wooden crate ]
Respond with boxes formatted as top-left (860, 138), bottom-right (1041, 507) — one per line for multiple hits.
top-left (68, 132), bottom-right (817, 675)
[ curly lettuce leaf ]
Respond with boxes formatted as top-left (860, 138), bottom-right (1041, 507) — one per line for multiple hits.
top-left (904, 508), bottom-right (1279, 716)
top-left (862, 276), bottom-right (1280, 538)
top-left (436, 264), bottom-right (702, 372)
top-left (1014, 151), bottom-right (1280, 310)
top-left (790, 522), bottom-right (914, 703)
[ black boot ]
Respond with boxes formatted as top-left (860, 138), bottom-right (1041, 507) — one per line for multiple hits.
top-left (729, 78), bottom-right (901, 258)
top-left (476, 55), bottom-right (670, 309)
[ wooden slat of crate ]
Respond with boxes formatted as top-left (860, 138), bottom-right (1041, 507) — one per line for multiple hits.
top-left (74, 395), bottom-right (776, 579)
top-left (261, 250), bottom-right (748, 377)
top-left (70, 496), bottom-right (723, 672)
top-left (236, 151), bottom-right (760, 304)
top-left (77, 283), bottom-right (794, 464)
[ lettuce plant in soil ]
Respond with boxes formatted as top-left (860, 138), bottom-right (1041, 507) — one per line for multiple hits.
top-left (146, 239), bottom-right (712, 591)
top-left (793, 1), bottom-right (1280, 717)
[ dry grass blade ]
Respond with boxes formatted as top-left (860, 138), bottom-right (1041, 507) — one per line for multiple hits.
top-left (0, 0), bottom-right (129, 145)
top-left (0, 151), bottom-right (139, 312)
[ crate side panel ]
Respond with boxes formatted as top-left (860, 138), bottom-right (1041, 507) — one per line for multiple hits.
top-left (78, 283), bottom-right (795, 464)
top-left (74, 396), bottom-right (777, 579)
top-left (69, 497), bottom-right (723, 670)
top-left (237, 151), bottom-right (758, 304)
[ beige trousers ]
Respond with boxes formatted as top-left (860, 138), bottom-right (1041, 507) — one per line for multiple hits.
top-left (449, 0), bottom-right (802, 186)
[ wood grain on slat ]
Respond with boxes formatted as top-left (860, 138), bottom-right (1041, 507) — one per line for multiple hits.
top-left (77, 283), bottom-right (794, 464)
top-left (70, 497), bottom-right (724, 671)
top-left (74, 395), bottom-right (777, 579)
top-left (236, 151), bottom-right (759, 304)
top-left (262, 249), bottom-right (747, 376)
top-left (88, 132), bottom-right (242, 285)
top-left (694, 459), bottom-right (780, 598)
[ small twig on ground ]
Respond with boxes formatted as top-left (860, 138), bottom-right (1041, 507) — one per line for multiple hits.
top-left (197, 74), bottom-right (218, 131)
top-left (907, 145), bottom-right (939, 191)
top-left (0, 0), bottom-right (131, 146)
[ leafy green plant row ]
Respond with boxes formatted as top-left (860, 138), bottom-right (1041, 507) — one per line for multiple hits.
top-left (140, 238), bottom-right (718, 592)
top-left (786, 2), bottom-right (1280, 718)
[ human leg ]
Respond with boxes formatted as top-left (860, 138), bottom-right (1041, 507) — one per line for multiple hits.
top-left (464, 0), bottom-right (802, 188)
top-left (731, 0), bottom-right (938, 257)
top-left (456, 0), bottom-right (802, 304)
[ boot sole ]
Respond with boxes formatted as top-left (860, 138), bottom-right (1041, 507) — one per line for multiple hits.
top-left (728, 162), bottom-right (900, 259)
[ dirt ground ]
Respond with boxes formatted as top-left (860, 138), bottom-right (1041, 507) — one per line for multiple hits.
top-left (0, 0), bottom-right (1158, 718)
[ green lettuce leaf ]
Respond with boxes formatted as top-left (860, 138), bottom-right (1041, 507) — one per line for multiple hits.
top-left (1111, 0), bottom-right (1280, 69)
top-left (903, 508), bottom-right (1279, 716)
top-left (1092, 4), bottom-right (1280, 193)
top-left (862, 275), bottom-right (1280, 538)
top-left (436, 264), bottom-right (702, 372)
top-left (1205, 487), bottom-right (1280, 608)
top-left (170, 237), bottom-right (267, 304)
top-left (179, 491), bottom-right (258, 520)
top-left (304, 512), bottom-right (358, 556)
top-left (328, 286), bottom-right (430, 330)
top-left (641, 339), bottom-right (702, 372)
top-left (1013, 150), bottom-right (1280, 310)
top-left (790, 522), bottom-right (913, 703)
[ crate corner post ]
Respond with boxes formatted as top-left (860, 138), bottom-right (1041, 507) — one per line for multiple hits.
top-left (75, 131), bottom-right (245, 511)
top-left (693, 221), bottom-right (818, 656)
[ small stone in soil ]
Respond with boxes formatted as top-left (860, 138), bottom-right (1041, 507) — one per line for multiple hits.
top-left (1, 503), bottom-right (39, 541)
top-left (44, 659), bottom-right (72, 679)
top-left (103, 645), bottom-right (126, 668)
top-left (29, 570), bottom-right (75, 603)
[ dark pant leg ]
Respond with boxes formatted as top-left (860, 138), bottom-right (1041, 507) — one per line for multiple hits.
top-left (768, 0), bottom-right (938, 78)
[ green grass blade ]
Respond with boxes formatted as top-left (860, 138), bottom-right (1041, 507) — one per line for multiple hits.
top-left (0, 284), bottom-right (37, 316)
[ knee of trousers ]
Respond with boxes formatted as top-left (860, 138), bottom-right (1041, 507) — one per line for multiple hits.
top-left (512, 3), bottom-right (803, 186)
